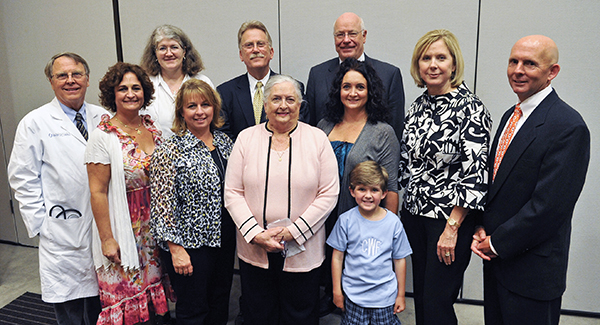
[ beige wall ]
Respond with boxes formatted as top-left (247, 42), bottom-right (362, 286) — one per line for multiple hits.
top-left (1, 0), bottom-right (598, 313)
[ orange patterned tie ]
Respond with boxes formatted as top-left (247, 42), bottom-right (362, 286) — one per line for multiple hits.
top-left (493, 104), bottom-right (522, 181)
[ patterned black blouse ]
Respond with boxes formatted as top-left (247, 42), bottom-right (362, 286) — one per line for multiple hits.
top-left (399, 83), bottom-right (492, 219)
top-left (150, 130), bottom-right (233, 250)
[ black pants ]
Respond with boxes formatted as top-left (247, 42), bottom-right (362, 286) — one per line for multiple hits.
top-left (483, 262), bottom-right (562, 325)
top-left (53, 296), bottom-right (101, 325)
top-left (401, 208), bottom-right (474, 325)
top-left (161, 220), bottom-right (236, 325)
top-left (239, 253), bottom-right (320, 325)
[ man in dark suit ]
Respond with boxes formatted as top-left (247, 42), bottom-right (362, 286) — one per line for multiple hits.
top-left (471, 35), bottom-right (590, 325)
top-left (218, 20), bottom-right (307, 141)
top-left (306, 12), bottom-right (405, 140)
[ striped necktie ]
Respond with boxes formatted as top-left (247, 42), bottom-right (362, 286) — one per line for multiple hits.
top-left (75, 112), bottom-right (88, 141)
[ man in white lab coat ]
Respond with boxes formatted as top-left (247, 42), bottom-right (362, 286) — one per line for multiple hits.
top-left (8, 52), bottom-right (104, 325)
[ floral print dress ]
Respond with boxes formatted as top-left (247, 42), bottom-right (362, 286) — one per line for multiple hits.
top-left (96, 114), bottom-right (171, 325)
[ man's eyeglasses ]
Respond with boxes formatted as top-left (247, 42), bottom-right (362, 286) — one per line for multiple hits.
top-left (334, 30), bottom-right (363, 40)
top-left (52, 72), bottom-right (87, 81)
top-left (242, 41), bottom-right (269, 51)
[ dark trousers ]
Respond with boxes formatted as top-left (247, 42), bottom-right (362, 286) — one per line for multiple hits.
top-left (53, 296), bottom-right (101, 325)
top-left (161, 223), bottom-right (236, 325)
top-left (239, 253), bottom-right (320, 325)
top-left (401, 208), bottom-right (474, 325)
top-left (483, 262), bottom-right (561, 325)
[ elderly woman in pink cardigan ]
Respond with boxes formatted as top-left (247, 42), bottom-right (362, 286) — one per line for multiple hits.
top-left (225, 75), bottom-right (339, 325)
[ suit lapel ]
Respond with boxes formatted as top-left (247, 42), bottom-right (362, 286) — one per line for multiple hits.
top-left (488, 92), bottom-right (557, 200)
top-left (235, 74), bottom-right (255, 127)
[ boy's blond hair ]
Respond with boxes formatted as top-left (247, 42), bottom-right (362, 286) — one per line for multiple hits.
top-left (349, 160), bottom-right (388, 191)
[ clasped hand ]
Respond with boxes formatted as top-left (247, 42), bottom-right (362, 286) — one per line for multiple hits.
top-left (471, 227), bottom-right (498, 260)
top-left (251, 227), bottom-right (292, 252)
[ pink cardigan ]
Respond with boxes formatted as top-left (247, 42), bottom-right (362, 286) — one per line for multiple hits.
top-left (225, 122), bottom-right (339, 272)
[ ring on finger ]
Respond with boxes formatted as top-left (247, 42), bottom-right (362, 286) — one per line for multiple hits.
top-left (445, 252), bottom-right (451, 257)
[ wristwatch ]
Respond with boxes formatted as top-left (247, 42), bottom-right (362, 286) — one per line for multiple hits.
top-left (447, 218), bottom-right (460, 228)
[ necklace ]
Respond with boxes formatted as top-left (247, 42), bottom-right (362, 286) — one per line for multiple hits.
top-left (114, 116), bottom-right (142, 135)
top-left (275, 150), bottom-right (286, 162)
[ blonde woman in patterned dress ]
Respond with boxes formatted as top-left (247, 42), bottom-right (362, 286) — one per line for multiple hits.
top-left (150, 79), bottom-right (235, 325)
top-left (86, 62), bottom-right (170, 324)
top-left (399, 29), bottom-right (492, 325)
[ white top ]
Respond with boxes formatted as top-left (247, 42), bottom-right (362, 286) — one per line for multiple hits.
top-left (85, 128), bottom-right (140, 270)
top-left (143, 73), bottom-right (214, 139)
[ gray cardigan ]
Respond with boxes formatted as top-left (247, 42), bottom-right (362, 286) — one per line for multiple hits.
top-left (317, 119), bottom-right (400, 215)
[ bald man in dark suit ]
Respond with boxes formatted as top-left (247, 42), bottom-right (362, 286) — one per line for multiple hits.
top-left (471, 35), bottom-right (590, 325)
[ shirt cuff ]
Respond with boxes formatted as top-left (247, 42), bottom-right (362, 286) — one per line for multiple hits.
top-left (489, 237), bottom-right (499, 256)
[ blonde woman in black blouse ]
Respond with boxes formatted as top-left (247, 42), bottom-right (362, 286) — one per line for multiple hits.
top-left (150, 79), bottom-right (235, 325)
top-left (399, 29), bottom-right (492, 325)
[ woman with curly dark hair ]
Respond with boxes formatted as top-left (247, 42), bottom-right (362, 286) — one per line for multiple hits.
top-left (85, 62), bottom-right (172, 324)
top-left (140, 24), bottom-right (214, 139)
top-left (317, 58), bottom-right (400, 314)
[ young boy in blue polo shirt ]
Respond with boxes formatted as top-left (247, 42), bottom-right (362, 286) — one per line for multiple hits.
top-left (327, 161), bottom-right (412, 325)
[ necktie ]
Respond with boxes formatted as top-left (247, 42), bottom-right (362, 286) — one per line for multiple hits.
top-left (493, 104), bottom-right (522, 180)
top-left (253, 81), bottom-right (264, 125)
top-left (75, 112), bottom-right (88, 141)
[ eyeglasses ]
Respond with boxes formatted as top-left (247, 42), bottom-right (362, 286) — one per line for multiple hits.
top-left (52, 71), bottom-right (87, 81)
top-left (241, 41), bottom-right (269, 51)
top-left (156, 44), bottom-right (184, 54)
top-left (334, 30), bottom-right (363, 40)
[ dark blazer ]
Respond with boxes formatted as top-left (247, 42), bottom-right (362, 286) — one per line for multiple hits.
top-left (305, 55), bottom-right (405, 139)
top-left (479, 89), bottom-right (590, 300)
top-left (217, 70), bottom-right (308, 141)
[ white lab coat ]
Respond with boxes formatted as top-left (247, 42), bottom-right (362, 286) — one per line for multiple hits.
top-left (8, 98), bottom-right (105, 303)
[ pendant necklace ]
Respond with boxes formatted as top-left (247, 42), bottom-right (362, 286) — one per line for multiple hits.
top-left (275, 150), bottom-right (286, 162)
top-left (114, 116), bottom-right (142, 135)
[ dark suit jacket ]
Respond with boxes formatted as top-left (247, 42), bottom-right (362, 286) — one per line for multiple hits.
top-left (217, 70), bottom-right (308, 141)
top-left (479, 90), bottom-right (590, 300)
top-left (305, 55), bottom-right (405, 139)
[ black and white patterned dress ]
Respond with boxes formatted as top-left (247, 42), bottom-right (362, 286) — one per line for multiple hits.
top-left (399, 83), bottom-right (492, 219)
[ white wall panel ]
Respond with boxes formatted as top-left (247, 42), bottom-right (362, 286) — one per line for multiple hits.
top-left (118, 0), bottom-right (279, 87)
top-left (475, 0), bottom-right (600, 313)
top-left (0, 0), bottom-right (116, 245)
top-left (279, 0), bottom-right (481, 107)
